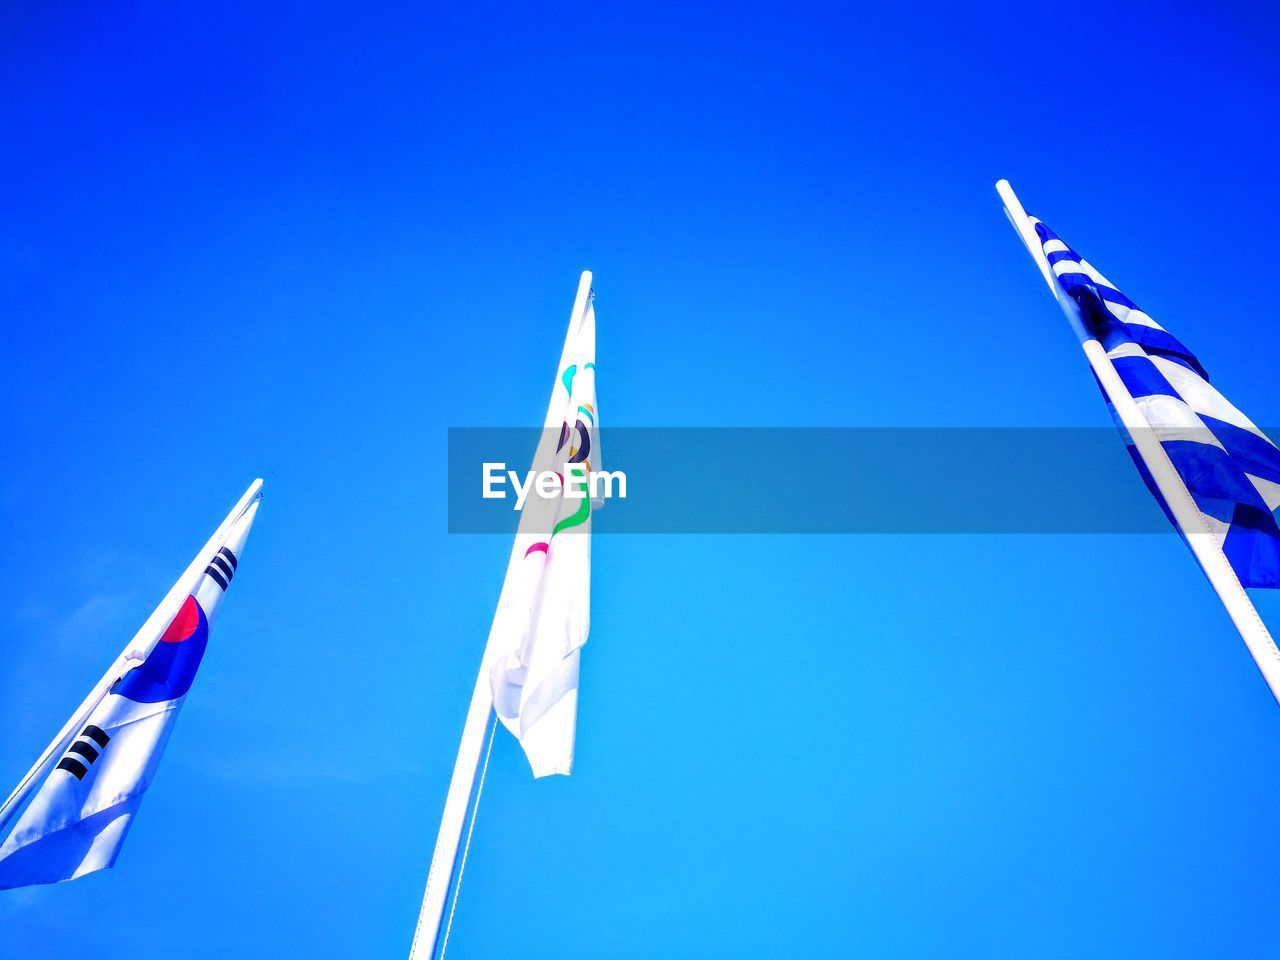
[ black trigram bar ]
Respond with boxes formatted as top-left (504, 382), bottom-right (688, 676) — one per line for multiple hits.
top-left (204, 545), bottom-right (241, 590)
top-left (68, 741), bottom-right (99, 763)
top-left (56, 757), bottom-right (88, 780)
top-left (204, 563), bottom-right (228, 590)
top-left (56, 725), bottom-right (111, 780)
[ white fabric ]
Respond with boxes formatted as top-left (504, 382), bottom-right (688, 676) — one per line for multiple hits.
top-left (1150, 354), bottom-right (1271, 437)
top-left (0, 506), bottom-right (257, 888)
top-left (489, 290), bottom-right (597, 777)
top-left (1249, 474), bottom-right (1280, 513)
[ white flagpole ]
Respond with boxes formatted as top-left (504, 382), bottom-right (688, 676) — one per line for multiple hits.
top-left (996, 179), bottom-right (1280, 703)
top-left (0, 479), bottom-right (264, 837)
top-left (409, 272), bottom-right (593, 960)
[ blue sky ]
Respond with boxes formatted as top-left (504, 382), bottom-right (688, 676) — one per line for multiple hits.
top-left (3, 2), bottom-right (1280, 957)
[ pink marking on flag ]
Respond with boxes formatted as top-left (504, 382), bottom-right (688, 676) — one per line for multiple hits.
top-left (159, 595), bottom-right (201, 644)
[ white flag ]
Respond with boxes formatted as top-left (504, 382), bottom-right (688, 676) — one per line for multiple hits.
top-left (490, 276), bottom-right (599, 777)
top-left (0, 487), bottom-right (261, 889)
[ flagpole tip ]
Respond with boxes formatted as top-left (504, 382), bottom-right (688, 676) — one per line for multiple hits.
top-left (995, 180), bottom-right (1030, 223)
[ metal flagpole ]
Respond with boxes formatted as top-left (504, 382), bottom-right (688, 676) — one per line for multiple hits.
top-left (0, 479), bottom-right (264, 837)
top-left (407, 658), bottom-right (499, 960)
top-left (996, 178), bottom-right (1280, 704)
top-left (409, 272), bottom-right (594, 960)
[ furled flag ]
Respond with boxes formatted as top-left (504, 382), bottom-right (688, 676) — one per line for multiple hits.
top-left (488, 277), bottom-right (600, 777)
top-left (0, 482), bottom-right (262, 889)
top-left (1026, 216), bottom-right (1280, 587)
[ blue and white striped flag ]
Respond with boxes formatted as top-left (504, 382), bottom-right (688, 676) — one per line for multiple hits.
top-left (1033, 218), bottom-right (1280, 588)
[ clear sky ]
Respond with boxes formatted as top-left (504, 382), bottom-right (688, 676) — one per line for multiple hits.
top-left (3, 2), bottom-right (1280, 957)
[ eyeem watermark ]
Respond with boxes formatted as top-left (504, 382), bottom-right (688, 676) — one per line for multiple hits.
top-left (452, 426), bottom-right (1280, 534)
top-left (482, 462), bottom-right (628, 510)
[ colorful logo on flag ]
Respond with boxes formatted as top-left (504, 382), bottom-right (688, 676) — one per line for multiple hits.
top-left (114, 595), bottom-right (210, 703)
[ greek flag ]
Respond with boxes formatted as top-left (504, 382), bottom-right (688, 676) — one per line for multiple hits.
top-left (1034, 219), bottom-right (1280, 588)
